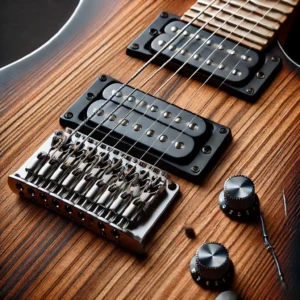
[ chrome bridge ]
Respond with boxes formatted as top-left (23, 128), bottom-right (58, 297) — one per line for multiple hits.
top-left (8, 129), bottom-right (179, 253)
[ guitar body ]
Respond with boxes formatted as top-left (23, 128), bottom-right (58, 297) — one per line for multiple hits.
top-left (0, 0), bottom-right (299, 299)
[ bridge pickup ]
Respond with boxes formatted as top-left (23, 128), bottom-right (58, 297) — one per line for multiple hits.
top-left (60, 75), bottom-right (232, 184)
top-left (126, 13), bottom-right (281, 102)
top-left (8, 129), bottom-right (180, 253)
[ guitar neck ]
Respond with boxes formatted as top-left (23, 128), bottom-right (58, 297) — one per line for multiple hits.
top-left (181, 0), bottom-right (300, 51)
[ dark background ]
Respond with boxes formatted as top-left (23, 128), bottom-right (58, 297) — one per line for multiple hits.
top-left (0, 0), bottom-right (79, 68)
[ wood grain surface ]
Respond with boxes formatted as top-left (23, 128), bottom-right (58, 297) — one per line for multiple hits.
top-left (0, 0), bottom-right (299, 299)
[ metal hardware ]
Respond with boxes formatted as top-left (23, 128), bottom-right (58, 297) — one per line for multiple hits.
top-left (8, 129), bottom-right (180, 253)
top-left (60, 76), bottom-right (232, 184)
top-left (126, 13), bottom-right (282, 102)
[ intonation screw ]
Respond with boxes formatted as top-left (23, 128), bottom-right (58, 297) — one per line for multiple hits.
top-left (64, 112), bottom-right (73, 119)
top-left (86, 93), bottom-right (94, 100)
top-left (219, 127), bottom-right (227, 134)
top-left (246, 88), bottom-right (254, 95)
top-left (160, 12), bottom-right (168, 18)
top-left (191, 166), bottom-right (200, 173)
top-left (100, 75), bottom-right (107, 81)
top-left (271, 56), bottom-right (279, 62)
top-left (130, 43), bottom-right (139, 50)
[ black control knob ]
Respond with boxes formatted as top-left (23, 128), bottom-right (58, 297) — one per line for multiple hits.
top-left (219, 175), bottom-right (260, 221)
top-left (190, 242), bottom-right (234, 290)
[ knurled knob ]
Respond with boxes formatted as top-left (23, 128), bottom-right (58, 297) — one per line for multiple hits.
top-left (190, 242), bottom-right (234, 290)
top-left (224, 175), bottom-right (256, 210)
top-left (219, 175), bottom-right (260, 220)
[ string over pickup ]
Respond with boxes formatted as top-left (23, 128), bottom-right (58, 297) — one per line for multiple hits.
top-left (126, 13), bottom-right (281, 102)
top-left (60, 75), bottom-right (232, 184)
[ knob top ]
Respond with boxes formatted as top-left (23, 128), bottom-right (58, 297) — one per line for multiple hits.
top-left (223, 175), bottom-right (256, 210)
top-left (196, 242), bottom-right (230, 279)
top-left (224, 175), bottom-right (254, 199)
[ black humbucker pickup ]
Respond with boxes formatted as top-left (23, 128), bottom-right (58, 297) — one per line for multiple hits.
top-left (60, 75), bottom-right (232, 184)
top-left (126, 13), bottom-right (282, 102)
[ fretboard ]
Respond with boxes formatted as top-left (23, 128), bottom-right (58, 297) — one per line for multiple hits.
top-left (182, 0), bottom-right (299, 51)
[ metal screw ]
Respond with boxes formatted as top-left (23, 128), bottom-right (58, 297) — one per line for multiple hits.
top-left (160, 12), bottom-right (168, 18)
top-left (219, 127), bottom-right (227, 134)
top-left (191, 166), bottom-right (200, 173)
top-left (64, 112), bottom-right (73, 119)
top-left (271, 56), bottom-right (279, 62)
top-left (168, 182), bottom-right (177, 190)
top-left (149, 28), bottom-right (158, 36)
top-left (202, 145), bottom-right (212, 154)
top-left (86, 93), bottom-right (94, 100)
top-left (100, 75), bottom-right (107, 81)
top-left (246, 88), bottom-right (254, 95)
top-left (55, 130), bottom-right (63, 136)
top-left (256, 71), bottom-right (265, 79)
top-left (130, 43), bottom-right (139, 50)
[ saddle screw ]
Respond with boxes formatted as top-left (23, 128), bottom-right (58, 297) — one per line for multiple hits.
top-left (100, 75), bottom-right (107, 81)
top-left (86, 93), bottom-right (94, 100)
top-left (271, 56), bottom-right (279, 62)
top-left (130, 43), bottom-right (139, 50)
top-left (246, 87), bottom-right (254, 95)
top-left (64, 112), bottom-right (73, 119)
top-left (191, 166), bottom-right (200, 173)
top-left (160, 12), bottom-right (168, 18)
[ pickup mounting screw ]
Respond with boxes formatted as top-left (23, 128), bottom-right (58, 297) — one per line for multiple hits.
top-left (160, 12), bottom-right (168, 18)
top-left (86, 93), bottom-right (94, 100)
top-left (202, 145), bottom-right (212, 154)
top-left (246, 87), bottom-right (254, 95)
top-left (271, 56), bottom-right (279, 62)
top-left (100, 75), bottom-right (107, 81)
top-left (64, 112), bottom-right (73, 119)
top-left (219, 127), bottom-right (227, 134)
top-left (191, 166), bottom-right (200, 173)
top-left (149, 28), bottom-right (158, 36)
top-left (256, 71), bottom-right (265, 79)
top-left (130, 43), bottom-right (139, 50)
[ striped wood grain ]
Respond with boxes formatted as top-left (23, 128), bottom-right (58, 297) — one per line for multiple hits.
top-left (0, 0), bottom-right (299, 299)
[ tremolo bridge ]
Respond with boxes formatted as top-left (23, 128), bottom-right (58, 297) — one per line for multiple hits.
top-left (9, 75), bottom-right (231, 252)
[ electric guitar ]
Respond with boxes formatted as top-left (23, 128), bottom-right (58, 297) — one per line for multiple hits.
top-left (0, 0), bottom-right (299, 299)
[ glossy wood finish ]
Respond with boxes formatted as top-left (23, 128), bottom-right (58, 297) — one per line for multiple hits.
top-left (0, 0), bottom-right (299, 299)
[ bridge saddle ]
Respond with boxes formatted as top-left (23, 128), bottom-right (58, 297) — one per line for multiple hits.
top-left (8, 129), bottom-right (179, 253)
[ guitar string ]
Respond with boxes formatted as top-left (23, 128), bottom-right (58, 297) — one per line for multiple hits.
top-left (142, 1), bottom-right (280, 168)
top-left (128, 2), bottom-right (286, 285)
top-left (59, 0), bottom-right (254, 165)
top-left (104, 0), bottom-right (267, 165)
top-left (57, 0), bottom-right (219, 144)
top-left (55, 0), bottom-right (238, 164)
